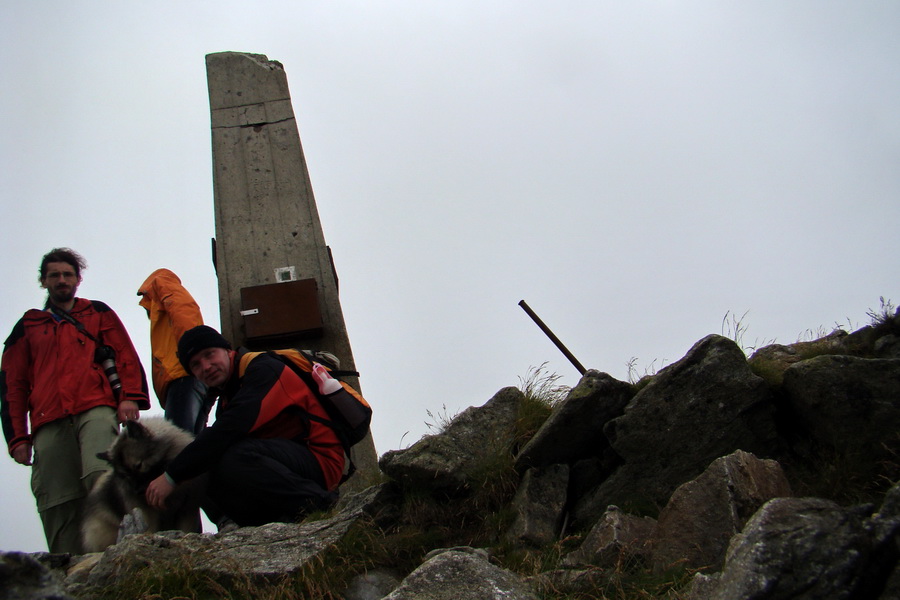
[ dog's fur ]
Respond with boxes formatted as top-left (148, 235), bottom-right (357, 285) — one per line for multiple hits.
top-left (81, 417), bottom-right (204, 552)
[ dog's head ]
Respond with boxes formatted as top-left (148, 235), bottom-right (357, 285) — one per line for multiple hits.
top-left (97, 419), bottom-right (172, 493)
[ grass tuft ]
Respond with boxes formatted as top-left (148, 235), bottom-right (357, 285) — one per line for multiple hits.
top-left (867, 296), bottom-right (896, 328)
top-left (626, 357), bottom-right (664, 386)
top-left (424, 403), bottom-right (458, 434)
top-left (516, 362), bottom-right (569, 447)
top-left (518, 362), bottom-right (570, 406)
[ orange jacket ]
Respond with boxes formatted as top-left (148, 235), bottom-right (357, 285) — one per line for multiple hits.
top-left (137, 269), bottom-right (204, 405)
top-left (1, 298), bottom-right (150, 454)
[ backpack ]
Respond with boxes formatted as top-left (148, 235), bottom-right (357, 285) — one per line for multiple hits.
top-left (237, 348), bottom-right (372, 481)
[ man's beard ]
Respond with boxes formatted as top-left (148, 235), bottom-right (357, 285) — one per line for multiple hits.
top-left (48, 285), bottom-right (76, 306)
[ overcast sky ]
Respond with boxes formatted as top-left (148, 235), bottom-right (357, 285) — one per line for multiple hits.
top-left (2, 2), bottom-right (898, 552)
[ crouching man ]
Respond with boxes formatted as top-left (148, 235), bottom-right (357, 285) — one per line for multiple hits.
top-left (145, 326), bottom-right (342, 526)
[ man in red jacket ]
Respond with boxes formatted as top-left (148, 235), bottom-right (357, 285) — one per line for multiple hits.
top-left (145, 326), bottom-right (343, 527)
top-left (0, 248), bottom-right (150, 553)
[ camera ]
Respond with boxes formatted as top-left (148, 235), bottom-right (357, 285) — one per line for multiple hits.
top-left (94, 345), bottom-right (122, 399)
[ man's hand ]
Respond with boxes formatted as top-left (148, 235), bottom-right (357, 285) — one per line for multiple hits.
top-left (117, 399), bottom-right (140, 423)
top-left (145, 473), bottom-right (175, 510)
top-left (12, 443), bottom-right (32, 466)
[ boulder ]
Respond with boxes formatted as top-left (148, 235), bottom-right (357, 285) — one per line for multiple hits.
top-left (514, 370), bottom-right (633, 472)
top-left (573, 335), bottom-right (777, 526)
top-left (748, 310), bottom-right (900, 386)
top-left (71, 484), bottom-right (391, 594)
top-left (696, 486), bottom-right (900, 600)
top-left (561, 505), bottom-right (655, 568)
top-left (747, 330), bottom-right (848, 386)
top-left (0, 552), bottom-right (73, 600)
top-left (505, 464), bottom-right (569, 547)
top-left (782, 355), bottom-right (900, 451)
top-left (379, 387), bottom-right (524, 491)
top-left (343, 569), bottom-right (404, 600)
top-left (382, 548), bottom-right (538, 600)
top-left (649, 449), bottom-right (792, 573)
top-left (876, 334), bottom-right (900, 358)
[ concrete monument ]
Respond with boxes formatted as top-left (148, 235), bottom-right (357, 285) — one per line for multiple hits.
top-left (206, 51), bottom-right (377, 486)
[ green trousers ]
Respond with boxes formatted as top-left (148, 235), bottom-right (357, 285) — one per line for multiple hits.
top-left (31, 406), bottom-right (118, 554)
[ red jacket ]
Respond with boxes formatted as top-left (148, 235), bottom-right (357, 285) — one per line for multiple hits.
top-left (0, 298), bottom-right (150, 455)
top-left (166, 350), bottom-right (345, 491)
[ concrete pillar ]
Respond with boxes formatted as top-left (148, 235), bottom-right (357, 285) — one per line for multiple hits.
top-left (206, 51), bottom-right (377, 488)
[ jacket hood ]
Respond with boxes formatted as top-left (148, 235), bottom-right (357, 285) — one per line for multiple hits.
top-left (137, 268), bottom-right (183, 308)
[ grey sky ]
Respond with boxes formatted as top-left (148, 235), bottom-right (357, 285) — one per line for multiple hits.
top-left (1, 1), bottom-right (898, 552)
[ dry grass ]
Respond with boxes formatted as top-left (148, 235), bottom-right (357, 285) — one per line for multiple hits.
top-left (867, 296), bottom-right (896, 328)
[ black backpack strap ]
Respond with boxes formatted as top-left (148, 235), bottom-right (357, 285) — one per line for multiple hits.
top-left (46, 303), bottom-right (102, 345)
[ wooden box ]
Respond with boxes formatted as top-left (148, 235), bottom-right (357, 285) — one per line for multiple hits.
top-left (240, 278), bottom-right (323, 341)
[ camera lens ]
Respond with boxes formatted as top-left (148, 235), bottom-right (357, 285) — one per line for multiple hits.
top-left (95, 345), bottom-right (122, 398)
top-left (101, 358), bottom-right (122, 394)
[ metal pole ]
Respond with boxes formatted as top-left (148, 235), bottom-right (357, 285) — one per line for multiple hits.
top-left (518, 300), bottom-right (587, 375)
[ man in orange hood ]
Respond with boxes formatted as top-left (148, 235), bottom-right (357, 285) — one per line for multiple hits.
top-left (137, 269), bottom-right (211, 434)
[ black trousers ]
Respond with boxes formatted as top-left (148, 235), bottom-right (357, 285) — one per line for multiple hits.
top-left (207, 438), bottom-right (338, 526)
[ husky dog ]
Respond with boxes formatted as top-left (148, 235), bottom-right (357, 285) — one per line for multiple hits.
top-left (81, 416), bottom-right (204, 552)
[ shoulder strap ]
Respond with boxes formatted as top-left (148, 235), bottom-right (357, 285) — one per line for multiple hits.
top-left (237, 350), bottom-right (265, 378)
top-left (237, 349), bottom-right (342, 427)
top-left (46, 303), bottom-right (103, 345)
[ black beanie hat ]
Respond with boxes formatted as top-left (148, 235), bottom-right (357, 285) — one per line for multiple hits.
top-left (178, 325), bottom-right (231, 372)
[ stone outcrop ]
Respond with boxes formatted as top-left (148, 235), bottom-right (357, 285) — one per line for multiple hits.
top-left (505, 464), bottom-right (569, 547)
top-left (64, 484), bottom-right (391, 597)
top-left (382, 548), bottom-right (539, 600)
top-left (689, 488), bottom-right (900, 599)
top-left (514, 370), bottom-right (633, 472)
top-left (649, 449), bottom-right (792, 573)
top-left (573, 334), bottom-right (779, 526)
top-left (4, 309), bottom-right (899, 599)
top-left (783, 355), bottom-right (900, 451)
top-left (378, 386), bottom-right (524, 491)
top-left (561, 505), bottom-right (655, 568)
top-left (0, 552), bottom-right (72, 600)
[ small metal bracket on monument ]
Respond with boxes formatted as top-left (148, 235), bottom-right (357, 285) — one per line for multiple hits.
top-left (240, 308), bottom-right (260, 316)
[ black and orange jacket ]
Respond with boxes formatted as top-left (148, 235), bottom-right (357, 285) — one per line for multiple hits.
top-left (0, 298), bottom-right (150, 455)
top-left (165, 350), bottom-right (345, 491)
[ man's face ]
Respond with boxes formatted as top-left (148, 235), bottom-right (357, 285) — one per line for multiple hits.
top-left (41, 261), bottom-right (81, 305)
top-left (188, 347), bottom-right (232, 388)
